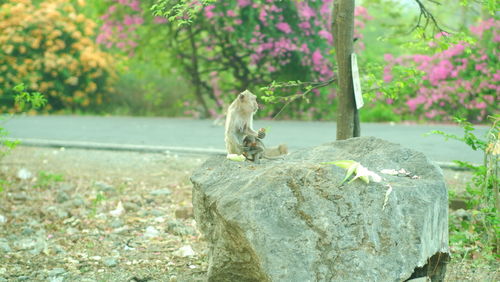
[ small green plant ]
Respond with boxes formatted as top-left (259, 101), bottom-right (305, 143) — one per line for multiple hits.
top-left (431, 115), bottom-right (499, 260)
top-left (0, 84), bottom-right (47, 192)
top-left (0, 179), bottom-right (8, 193)
top-left (0, 84), bottom-right (46, 158)
top-left (90, 191), bottom-right (107, 217)
top-left (13, 83), bottom-right (47, 111)
top-left (35, 171), bottom-right (64, 189)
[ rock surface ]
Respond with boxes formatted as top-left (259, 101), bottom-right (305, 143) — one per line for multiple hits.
top-left (191, 136), bottom-right (450, 281)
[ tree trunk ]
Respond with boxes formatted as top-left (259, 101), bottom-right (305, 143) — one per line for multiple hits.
top-left (187, 26), bottom-right (209, 118)
top-left (333, 0), bottom-right (360, 140)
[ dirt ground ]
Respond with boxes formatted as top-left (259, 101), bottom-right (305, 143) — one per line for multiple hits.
top-left (0, 147), bottom-right (497, 281)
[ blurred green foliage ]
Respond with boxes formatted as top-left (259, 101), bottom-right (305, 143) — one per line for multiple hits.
top-left (1, 0), bottom-right (495, 122)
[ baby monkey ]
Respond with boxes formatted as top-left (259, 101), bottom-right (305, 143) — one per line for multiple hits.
top-left (242, 129), bottom-right (284, 163)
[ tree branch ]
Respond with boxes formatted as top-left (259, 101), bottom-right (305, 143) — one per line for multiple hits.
top-left (411, 0), bottom-right (449, 36)
top-left (264, 78), bottom-right (336, 119)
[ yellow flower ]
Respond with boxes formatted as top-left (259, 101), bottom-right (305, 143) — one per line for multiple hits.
top-left (11, 36), bottom-right (23, 43)
top-left (74, 91), bottom-right (84, 98)
top-left (3, 45), bottom-right (14, 54)
top-left (65, 76), bottom-right (78, 86)
top-left (55, 39), bottom-right (66, 49)
top-left (96, 94), bottom-right (103, 105)
top-left (82, 98), bottom-right (90, 107)
top-left (49, 30), bottom-right (62, 39)
top-left (72, 31), bottom-right (82, 40)
top-left (84, 26), bottom-right (94, 36)
top-left (63, 4), bottom-right (75, 14)
top-left (76, 14), bottom-right (85, 23)
top-left (86, 81), bottom-right (97, 92)
top-left (77, 0), bottom-right (86, 7)
top-left (31, 39), bottom-right (40, 49)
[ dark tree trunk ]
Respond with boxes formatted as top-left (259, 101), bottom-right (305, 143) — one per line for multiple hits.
top-left (333, 0), bottom-right (360, 140)
top-left (187, 26), bottom-right (209, 118)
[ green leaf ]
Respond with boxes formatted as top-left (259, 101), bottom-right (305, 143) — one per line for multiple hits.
top-left (13, 83), bottom-right (25, 93)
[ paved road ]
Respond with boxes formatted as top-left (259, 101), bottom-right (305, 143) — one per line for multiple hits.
top-left (3, 115), bottom-right (490, 164)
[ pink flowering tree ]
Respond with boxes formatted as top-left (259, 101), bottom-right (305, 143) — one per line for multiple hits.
top-left (98, 0), bottom-right (370, 119)
top-left (382, 19), bottom-right (499, 123)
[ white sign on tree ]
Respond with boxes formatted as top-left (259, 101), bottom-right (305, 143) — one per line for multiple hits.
top-left (351, 53), bottom-right (364, 110)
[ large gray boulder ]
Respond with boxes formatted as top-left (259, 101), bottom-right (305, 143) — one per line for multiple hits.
top-left (191, 137), bottom-right (449, 282)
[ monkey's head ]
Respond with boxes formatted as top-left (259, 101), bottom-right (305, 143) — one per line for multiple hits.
top-left (242, 135), bottom-right (257, 147)
top-left (238, 90), bottom-right (258, 114)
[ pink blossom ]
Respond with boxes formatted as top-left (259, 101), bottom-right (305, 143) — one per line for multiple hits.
top-left (318, 30), bottom-right (332, 44)
top-left (494, 32), bottom-right (500, 42)
top-left (493, 72), bottom-right (500, 82)
top-left (300, 43), bottom-right (310, 54)
top-left (276, 22), bottom-right (292, 34)
top-left (354, 6), bottom-right (372, 20)
top-left (475, 63), bottom-right (487, 72)
top-left (237, 0), bottom-right (251, 7)
top-left (354, 19), bottom-right (365, 29)
top-left (123, 15), bottom-right (134, 25)
top-left (320, 1), bottom-right (333, 15)
top-left (434, 31), bottom-right (449, 39)
top-left (117, 42), bottom-right (126, 49)
top-left (154, 17), bottom-right (167, 24)
top-left (259, 9), bottom-right (267, 24)
top-left (129, 0), bottom-right (140, 11)
top-left (269, 5), bottom-right (281, 13)
top-left (204, 5), bottom-right (216, 19)
top-left (227, 10), bottom-right (236, 17)
top-left (312, 49), bottom-right (323, 66)
top-left (298, 21), bottom-right (311, 30)
top-left (384, 53), bottom-right (394, 61)
top-left (224, 26), bottom-right (235, 32)
top-left (475, 102), bottom-right (487, 109)
top-left (234, 19), bottom-right (242, 25)
top-left (297, 2), bottom-right (316, 20)
top-left (483, 95), bottom-right (494, 103)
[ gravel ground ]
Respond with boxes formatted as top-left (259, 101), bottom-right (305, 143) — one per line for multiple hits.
top-left (0, 146), bottom-right (497, 281)
top-left (1, 147), bottom-right (209, 281)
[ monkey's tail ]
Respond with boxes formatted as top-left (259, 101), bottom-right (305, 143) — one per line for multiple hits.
top-left (264, 144), bottom-right (288, 158)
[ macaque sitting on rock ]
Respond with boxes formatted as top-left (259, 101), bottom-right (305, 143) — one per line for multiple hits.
top-left (224, 90), bottom-right (287, 160)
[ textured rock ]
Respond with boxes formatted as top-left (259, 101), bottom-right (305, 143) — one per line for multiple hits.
top-left (191, 137), bottom-right (449, 282)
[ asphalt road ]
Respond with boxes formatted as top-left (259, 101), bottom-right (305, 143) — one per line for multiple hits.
top-left (3, 115), bottom-right (490, 164)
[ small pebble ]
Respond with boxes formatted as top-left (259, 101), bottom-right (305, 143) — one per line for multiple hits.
top-left (149, 189), bottom-right (172, 196)
top-left (48, 268), bottom-right (66, 276)
top-left (103, 258), bottom-right (118, 267)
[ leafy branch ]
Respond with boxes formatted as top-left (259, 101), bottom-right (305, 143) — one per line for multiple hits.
top-left (260, 78), bottom-right (336, 119)
top-left (152, 0), bottom-right (215, 26)
top-left (411, 0), bottom-right (449, 36)
top-left (427, 117), bottom-right (487, 151)
top-left (13, 83), bottom-right (47, 111)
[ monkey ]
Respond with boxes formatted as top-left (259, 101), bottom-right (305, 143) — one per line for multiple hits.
top-left (241, 134), bottom-right (266, 163)
top-left (224, 90), bottom-right (287, 158)
top-left (241, 134), bottom-right (288, 163)
top-left (224, 90), bottom-right (265, 155)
